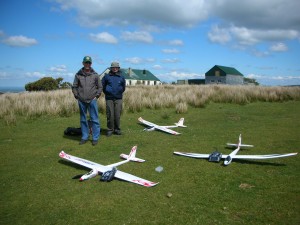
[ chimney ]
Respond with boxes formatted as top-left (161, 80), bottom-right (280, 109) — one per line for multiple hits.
top-left (143, 69), bottom-right (146, 74)
top-left (128, 67), bottom-right (132, 77)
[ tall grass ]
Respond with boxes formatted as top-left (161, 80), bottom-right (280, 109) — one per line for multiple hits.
top-left (1, 85), bottom-right (300, 124)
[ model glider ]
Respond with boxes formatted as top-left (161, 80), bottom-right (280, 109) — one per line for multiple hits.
top-left (59, 146), bottom-right (158, 187)
top-left (138, 117), bottom-right (187, 135)
top-left (174, 134), bottom-right (297, 166)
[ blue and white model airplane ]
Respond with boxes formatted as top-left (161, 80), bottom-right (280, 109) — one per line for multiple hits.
top-left (138, 117), bottom-right (187, 135)
top-left (59, 146), bottom-right (158, 187)
top-left (174, 134), bottom-right (297, 166)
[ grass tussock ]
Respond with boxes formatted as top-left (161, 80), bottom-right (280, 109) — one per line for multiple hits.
top-left (1, 85), bottom-right (300, 124)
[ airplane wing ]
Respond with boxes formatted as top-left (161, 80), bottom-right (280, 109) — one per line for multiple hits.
top-left (232, 152), bottom-right (298, 159)
top-left (59, 151), bottom-right (106, 171)
top-left (114, 170), bottom-right (158, 187)
top-left (155, 126), bottom-right (180, 135)
top-left (138, 117), bottom-right (156, 127)
top-left (173, 151), bottom-right (229, 158)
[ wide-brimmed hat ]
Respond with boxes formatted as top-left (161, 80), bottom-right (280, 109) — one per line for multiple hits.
top-left (111, 61), bottom-right (120, 68)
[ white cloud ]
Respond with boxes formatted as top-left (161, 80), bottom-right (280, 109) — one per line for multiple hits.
top-left (270, 42), bottom-right (288, 52)
top-left (25, 72), bottom-right (46, 78)
top-left (2, 35), bottom-right (38, 47)
top-left (0, 30), bottom-right (5, 37)
top-left (246, 73), bottom-right (300, 86)
top-left (162, 48), bottom-right (180, 54)
top-left (0, 71), bottom-right (9, 79)
top-left (208, 25), bottom-right (231, 44)
top-left (210, 0), bottom-right (300, 31)
top-left (157, 71), bottom-right (204, 82)
top-left (121, 31), bottom-right (153, 43)
top-left (52, 0), bottom-right (209, 28)
top-left (89, 32), bottom-right (118, 44)
top-left (169, 39), bottom-right (184, 46)
top-left (230, 27), bottom-right (299, 45)
top-left (48, 65), bottom-right (68, 72)
top-left (152, 65), bottom-right (163, 70)
top-left (124, 57), bottom-right (155, 64)
top-left (161, 58), bottom-right (181, 63)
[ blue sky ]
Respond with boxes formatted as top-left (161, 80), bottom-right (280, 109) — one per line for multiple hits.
top-left (0, 0), bottom-right (300, 87)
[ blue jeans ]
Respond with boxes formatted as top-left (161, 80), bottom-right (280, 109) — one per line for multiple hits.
top-left (78, 99), bottom-right (100, 141)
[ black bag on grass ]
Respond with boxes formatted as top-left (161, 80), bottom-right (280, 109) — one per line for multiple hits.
top-left (64, 120), bottom-right (92, 136)
top-left (64, 127), bottom-right (82, 136)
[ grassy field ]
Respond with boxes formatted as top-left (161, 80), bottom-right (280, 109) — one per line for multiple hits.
top-left (1, 101), bottom-right (299, 225)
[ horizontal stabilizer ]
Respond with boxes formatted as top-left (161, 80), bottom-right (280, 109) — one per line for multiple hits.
top-left (120, 153), bottom-right (145, 162)
top-left (226, 143), bottom-right (254, 148)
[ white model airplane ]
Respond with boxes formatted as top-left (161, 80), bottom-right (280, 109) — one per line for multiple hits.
top-left (174, 134), bottom-right (298, 166)
top-left (138, 117), bottom-right (187, 135)
top-left (59, 146), bottom-right (158, 187)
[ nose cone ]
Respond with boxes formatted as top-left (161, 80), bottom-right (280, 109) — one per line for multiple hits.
top-left (224, 156), bottom-right (232, 166)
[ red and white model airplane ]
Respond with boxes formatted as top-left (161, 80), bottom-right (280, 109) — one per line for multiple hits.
top-left (174, 134), bottom-right (298, 166)
top-left (138, 117), bottom-right (187, 135)
top-left (59, 146), bottom-right (158, 187)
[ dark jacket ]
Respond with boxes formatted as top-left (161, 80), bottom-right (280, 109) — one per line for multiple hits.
top-left (102, 70), bottom-right (126, 100)
top-left (72, 67), bottom-right (102, 103)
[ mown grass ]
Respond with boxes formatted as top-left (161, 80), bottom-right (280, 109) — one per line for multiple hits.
top-left (1, 101), bottom-right (299, 225)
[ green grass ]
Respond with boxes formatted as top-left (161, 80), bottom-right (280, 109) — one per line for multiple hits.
top-left (1, 102), bottom-right (299, 225)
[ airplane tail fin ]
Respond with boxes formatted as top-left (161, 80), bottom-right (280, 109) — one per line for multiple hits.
top-left (226, 134), bottom-right (254, 148)
top-left (120, 146), bottom-right (146, 162)
top-left (175, 118), bottom-right (187, 128)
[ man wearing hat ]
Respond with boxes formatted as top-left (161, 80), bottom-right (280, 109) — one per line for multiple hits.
top-left (72, 56), bottom-right (102, 145)
top-left (102, 61), bottom-right (126, 136)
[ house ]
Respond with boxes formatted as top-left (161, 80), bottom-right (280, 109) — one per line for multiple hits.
top-left (99, 68), bottom-right (162, 86)
top-left (205, 65), bottom-right (244, 85)
top-left (177, 79), bottom-right (205, 85)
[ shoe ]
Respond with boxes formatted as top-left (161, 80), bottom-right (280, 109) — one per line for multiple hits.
top-left (114, 130), bottom-right (122, 135)
top-left (92, 140), bottom-right (98, 146)
top-left (106, 131), bottom-right (113, 137)
top-left (79, 139), bottom-right (87, 145)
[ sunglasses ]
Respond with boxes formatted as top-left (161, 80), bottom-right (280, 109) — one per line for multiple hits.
top-left (84, 62), bottom-right (91, 64)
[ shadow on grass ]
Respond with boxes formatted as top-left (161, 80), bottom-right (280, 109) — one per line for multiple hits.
top-left (226, 159), bottom-right (287, 167)
top-left (62, 128), bottom-right (109, 141)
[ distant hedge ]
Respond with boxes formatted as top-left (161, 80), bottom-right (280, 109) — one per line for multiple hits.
top-left (25, 77), bottom-right (71, 91)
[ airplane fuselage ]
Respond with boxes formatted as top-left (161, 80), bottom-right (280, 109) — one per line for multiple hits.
top-left (223, 156), bottom-right (232, 165)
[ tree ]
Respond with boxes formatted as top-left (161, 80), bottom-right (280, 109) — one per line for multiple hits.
top-left (244, 77), bottom-right (259, 86)
top-left (25, 77), bottom-right (63, 91)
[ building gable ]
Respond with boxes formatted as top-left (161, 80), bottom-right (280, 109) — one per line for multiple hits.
top-left (205, 65), bottom-right (244, 85)
top-left (205, 65), bottom-right (243, 77)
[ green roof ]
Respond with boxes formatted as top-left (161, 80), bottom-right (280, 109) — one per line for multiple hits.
top-left (206, 65), bottom-right (243, 76)
top-left (120, 68), bottom-right (160, 81)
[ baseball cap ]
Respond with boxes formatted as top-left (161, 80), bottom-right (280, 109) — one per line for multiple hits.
top-left (83, 56), bottom-right (92, 63)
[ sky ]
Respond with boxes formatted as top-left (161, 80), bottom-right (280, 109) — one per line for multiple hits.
top-left (0, 0), bottom-right (300, 87)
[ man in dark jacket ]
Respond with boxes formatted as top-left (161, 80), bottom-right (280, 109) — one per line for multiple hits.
top-left (102, 62), bottom-right (126, 136)
top-left (72, 56), bottom-right (102, 145)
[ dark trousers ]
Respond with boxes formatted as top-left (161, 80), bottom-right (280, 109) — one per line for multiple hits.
top-left (106, 99), bottom-right (122, 132)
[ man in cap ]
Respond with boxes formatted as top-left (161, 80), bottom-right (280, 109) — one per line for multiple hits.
top-left (102, 61), bottom-right (126, 136)
top-left (72, 56), bottom-right (102, 145)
